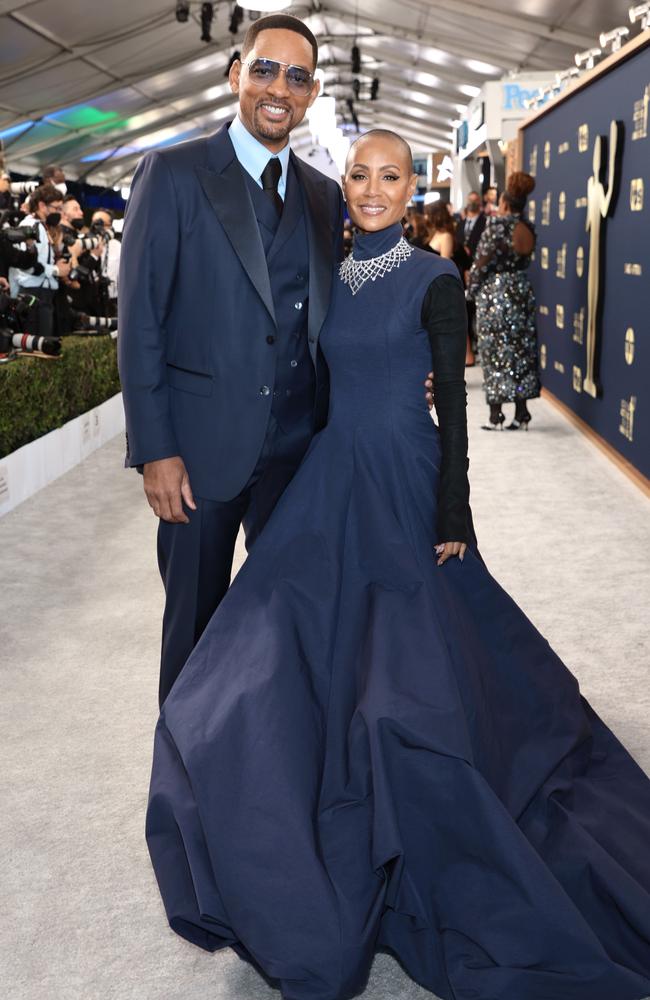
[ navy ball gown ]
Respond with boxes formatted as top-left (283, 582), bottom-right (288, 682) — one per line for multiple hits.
top-left (146, 223), bottom-right (650, 1000)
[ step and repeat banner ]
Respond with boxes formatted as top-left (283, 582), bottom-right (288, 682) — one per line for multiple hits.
top-left (520, 37), bottom-right (649, 480)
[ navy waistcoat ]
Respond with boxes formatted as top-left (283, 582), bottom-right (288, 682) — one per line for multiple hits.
top-left (243, 162), bottom-right (315, 432)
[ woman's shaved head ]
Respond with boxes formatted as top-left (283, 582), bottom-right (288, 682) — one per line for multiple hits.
top-left (346, 129), bottom-right (414, 173)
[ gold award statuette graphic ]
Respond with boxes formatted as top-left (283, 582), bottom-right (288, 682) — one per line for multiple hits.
top-left (584, 120), bottom-right (621, 399)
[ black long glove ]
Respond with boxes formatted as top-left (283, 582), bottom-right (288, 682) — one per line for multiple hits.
top-left (421, 273), bottom-right (472, 544)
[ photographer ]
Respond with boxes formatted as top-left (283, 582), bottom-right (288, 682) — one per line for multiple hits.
top-left (73, 209), bottom-right (118, 318)
top-left (8, 184), bottom-right (71, 337)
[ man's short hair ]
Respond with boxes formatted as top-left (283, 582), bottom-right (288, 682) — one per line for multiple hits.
top-left (27, 184), bottom-right (63, 212)
top-left (92, 207), bottom-right (115, 222)
top-left (347, 129), bottom-right (414, 174)
top-left (42, 164), bottom-right (62, 180)
top-left (241, 13), bottom-right (318, 69)
top-left (63, 193), bottom-right (80, 204)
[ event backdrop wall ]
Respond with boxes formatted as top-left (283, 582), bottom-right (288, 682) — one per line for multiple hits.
top-left (520, 33), bottom-right (649, 481)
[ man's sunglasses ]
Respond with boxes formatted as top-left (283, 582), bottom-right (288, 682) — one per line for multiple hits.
top-left (242, 57), bottom-right (315, 97)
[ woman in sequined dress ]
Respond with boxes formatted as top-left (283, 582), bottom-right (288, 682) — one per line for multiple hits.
top-left (468, 171), bottom-right (540, 430)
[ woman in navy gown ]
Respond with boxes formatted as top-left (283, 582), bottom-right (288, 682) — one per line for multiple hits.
top-left (146, 130), bottom-right (650, 1000)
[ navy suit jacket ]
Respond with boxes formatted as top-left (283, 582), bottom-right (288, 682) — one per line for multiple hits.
top-left (118, 121), bottom-right (344, 501)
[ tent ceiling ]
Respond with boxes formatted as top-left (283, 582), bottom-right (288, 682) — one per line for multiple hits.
top-left (0, 0), bottom-right (639, 186)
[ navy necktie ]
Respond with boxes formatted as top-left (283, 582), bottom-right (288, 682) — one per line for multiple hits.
top-left (260, 157), bottom-right (283, 217)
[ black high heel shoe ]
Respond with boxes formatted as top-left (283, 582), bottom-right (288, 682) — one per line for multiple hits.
top-left (482, 409), bottom-right (505, 431)
top-left (506, 413), bottom-right (532, 431)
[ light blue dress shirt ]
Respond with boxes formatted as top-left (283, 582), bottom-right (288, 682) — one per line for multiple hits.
top-left (229, 113), bottom-right (290, 201)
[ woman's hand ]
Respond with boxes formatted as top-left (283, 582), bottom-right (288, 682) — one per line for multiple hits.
top-left (424, 371), bottom-right (434, 410)
top-left (435, 541), bottom-right (467, 566)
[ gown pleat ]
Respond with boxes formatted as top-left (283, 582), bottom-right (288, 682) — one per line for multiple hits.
top-left (146, 232), bottom-right (650, 1000)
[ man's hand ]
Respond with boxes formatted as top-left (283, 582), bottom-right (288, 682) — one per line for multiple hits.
top-left (425, 371), bottom-right (434, 411)
top-left (0, 276), bottom-right (9, 292)
top-left (143, 456), bottom-right (197, 523)
top-left (435, 541), bottom-right (467, 566)
top-left (55, 259), bottom-right (71, 279)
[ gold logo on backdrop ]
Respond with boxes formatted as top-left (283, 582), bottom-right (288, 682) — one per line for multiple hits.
top-left (575, 196), bottom-right (588, 208)
top-left (558, 191), bottom-right (566, 220)
top-left (630, 178), bottom-right (644, 211)
top-left (556, 304), bottom-right (565, 328)
top-left (584, 120), bottom-right (621, 398)
top-left (619, 396), bottom-right (637, 441)
top-left (572, 366), bottom-right (582, 392)
top-left (539, 304), bottom-right (549, 315)
top-left (578, 123), bottom-right (589, 152)
top-left (541, 246), bottom-right (549, 269)
top-left (541, 192), bottom-right (551, 225)
top-left (576, 246), bottom-right (585, 276)
top-left (558, 141), bottom-right (570, 154)
top-left (624, 262), bottom-right (642, 275)
top-left (554, 360), bottom-right (565, 374)
top-left (544, 141), bottom-right (551, 168)
top-left (573, 308), bottom-right (585, 344)
top-left (528, 198), bottom-right (536, 223)
top-left (529, 144), bottom-right (538, 173)
top-left (632, 85), bottom-right (649, 140)
top-left (540, 343), bottom-right (547, 369)
top-left (556, 243), bottom-right (567, 278)
top-left (625, 327), bottom-right (635, 365)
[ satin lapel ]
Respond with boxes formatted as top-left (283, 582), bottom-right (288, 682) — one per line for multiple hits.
top-left (195, 155), bottom-right (276, 327)
top-left (292, 154), bottom-right (333, 362)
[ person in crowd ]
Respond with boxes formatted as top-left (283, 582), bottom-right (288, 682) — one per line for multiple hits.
top-left (92, 207), bottom-right (120, 312)
top-left (468, 171), bottom-right (540, 430)
top-left (42, 164), bottom-right (67, 196)
top-left (145, 127), bottom-right (650, 1000)
top-left (458, 189), bottom-right (487, 259)
top-left (483, 185), bottom-right (498, 215)
top-left (406, 212), bottom-right (434, 251)
top-left (118, 12), bottom-right (344, 708)
top-left (455, 190), bottom-right (487, 365)
top-left (8, 184), bottom-right (70, 336)
top-left (0, 171), bottom-right (12, 212)
top-left (60, 195), bottom-right (84, 234)
top-left (427, 200), bottom-right (455, 257)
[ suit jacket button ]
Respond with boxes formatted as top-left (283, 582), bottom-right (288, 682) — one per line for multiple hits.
top-left (260, 385), bottom-right (271, 396)
top-left (266, 335), bottom-right (275, 345)
top-left (308, 336), bottom-right (315, 344)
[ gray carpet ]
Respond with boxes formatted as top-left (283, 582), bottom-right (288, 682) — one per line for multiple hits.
top-left (1, 367), bottom-right (649, 1000)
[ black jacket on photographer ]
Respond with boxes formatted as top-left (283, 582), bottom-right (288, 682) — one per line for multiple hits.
top-left (0, 238), bottom-right (38, 281)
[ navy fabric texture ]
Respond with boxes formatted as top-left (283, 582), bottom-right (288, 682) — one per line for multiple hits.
top-left (146, 225), bottom-right (650, 1000)
top-left (117, 121), bottom-right (343, 501)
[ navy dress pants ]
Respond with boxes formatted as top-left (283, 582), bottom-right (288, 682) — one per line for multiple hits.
top-left (156, 412), bottom-right (313, 707)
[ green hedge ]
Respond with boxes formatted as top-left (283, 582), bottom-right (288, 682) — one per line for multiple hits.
top-left (0, 336), bottom-right (121, 458)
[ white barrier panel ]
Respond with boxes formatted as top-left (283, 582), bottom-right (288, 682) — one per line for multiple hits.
top-left (0, 392), bottom-right (125, 517)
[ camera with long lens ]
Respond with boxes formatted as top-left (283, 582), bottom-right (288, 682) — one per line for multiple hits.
top-left (0, 290), bottom-right (34, 332)
top-left (89, 219), bottom-right (115, 241)
top-left (0, 291), bottom-right (61, 356)
top-left (8, 180), bottom-right (39, 198)
top-left (0, 223), bottom-right (40, 243)
top-left (0, 329), bottom-right (61, 356)
top-left (70, 310), bottom-right (118, 336)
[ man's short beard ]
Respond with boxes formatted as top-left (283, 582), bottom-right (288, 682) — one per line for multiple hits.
top-left (252, 107), bottom-right (294, 142)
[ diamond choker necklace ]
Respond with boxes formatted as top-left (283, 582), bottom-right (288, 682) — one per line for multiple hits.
top-left (339, 235), bottom-right (413, 296)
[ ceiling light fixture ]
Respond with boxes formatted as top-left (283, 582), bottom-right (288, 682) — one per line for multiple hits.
top-left (238, 0), bottom-right (292, 10)
top-left (200, 2), bottom-right (214, 42)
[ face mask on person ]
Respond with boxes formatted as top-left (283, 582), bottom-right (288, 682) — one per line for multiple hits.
top-left (45, 211), bottom-right (61, 227)
top-left (53, 182), bottom-right (67, 196)
top-left (70, 217), bottom-right (84, 230)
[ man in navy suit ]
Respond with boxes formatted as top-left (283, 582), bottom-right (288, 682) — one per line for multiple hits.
top-left (118, 13), bottom-right (344, 706)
